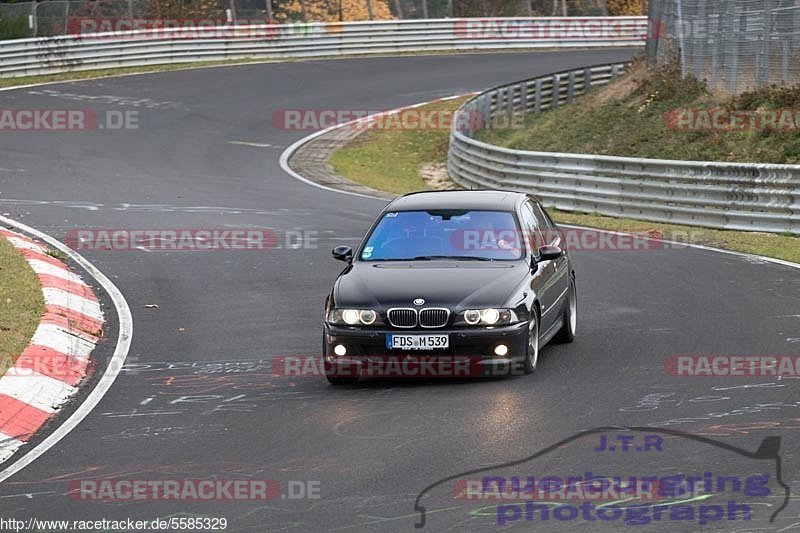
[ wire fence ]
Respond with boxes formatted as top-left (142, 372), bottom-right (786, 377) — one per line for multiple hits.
top-left (647, 0), bottom-right (800, 94)
top-left (0, 0), bottom-right (616, 38)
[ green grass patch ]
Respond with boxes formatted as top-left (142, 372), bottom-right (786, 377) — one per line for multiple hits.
top-left (329, 98), bottom-right (469, 194)
top-left (0, 14), bottom-right (32, 41)
top-left (329, 97), bottom-right (800, 264)
top-left (478, 60), bottom-right (800, 164)
top-left (0, 235), bottom-right (45, 377)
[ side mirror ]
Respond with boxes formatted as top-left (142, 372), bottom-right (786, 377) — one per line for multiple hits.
top-left (332, 245), bottom-right (353, 263)
top-left (538, 245), bottom-right (563, 261)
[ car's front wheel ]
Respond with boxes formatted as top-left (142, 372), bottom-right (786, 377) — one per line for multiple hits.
top-left (555, 275), bottom-right (577, 343)
top-left (522, 310), bottom-right (540, 375)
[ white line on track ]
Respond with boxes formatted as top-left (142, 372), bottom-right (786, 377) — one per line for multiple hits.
top-left (228, 141), bottom-right (274, 148)
top-left (0, 215), bottom-right (133, 484)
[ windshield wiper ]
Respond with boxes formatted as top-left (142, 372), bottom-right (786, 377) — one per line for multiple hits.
top-left (411, 255), bottom-right (494, 261)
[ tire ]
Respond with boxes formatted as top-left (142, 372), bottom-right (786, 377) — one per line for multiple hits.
top-left (323, 331), bottom-right (358, 386)
top-left (523, 309), bottom-right (540, 375)
top-left (555, 275), bottom-right (577, 343)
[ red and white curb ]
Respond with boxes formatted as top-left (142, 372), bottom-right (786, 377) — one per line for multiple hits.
top-left (0, 228), bottom-right (104, 464)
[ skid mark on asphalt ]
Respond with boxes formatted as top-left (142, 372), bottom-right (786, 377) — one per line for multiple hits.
top-left (100, 424), bottom-right (228, 441)
top-left (25, 89), bottom-right (187, 110)
top-left (99, 358), bottom-right (328, 418)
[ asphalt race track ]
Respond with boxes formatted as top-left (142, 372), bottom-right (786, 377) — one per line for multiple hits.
top-left (1, 49), bottom-right (799, 531)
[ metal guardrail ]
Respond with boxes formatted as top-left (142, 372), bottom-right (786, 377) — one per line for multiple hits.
top-left (448, 63), bottom-right (800, 235)
top-left (0, 17), bottom-right (647, 77)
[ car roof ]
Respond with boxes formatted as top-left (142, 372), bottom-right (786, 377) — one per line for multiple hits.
top-left (387, 190), bottom-right (528, 211)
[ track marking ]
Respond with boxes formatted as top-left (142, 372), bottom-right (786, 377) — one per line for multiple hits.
top-left (0, 215), bottom-right (133, 484)
top-left (228, 141), bottom-right (274, 148)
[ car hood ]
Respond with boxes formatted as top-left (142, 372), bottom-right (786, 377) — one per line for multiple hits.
top-left (334, 261), bottom-right (529, 310)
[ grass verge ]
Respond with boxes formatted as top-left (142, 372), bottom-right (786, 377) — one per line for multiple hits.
top-left (329, 98), bottom-right (469, 194)
top-left (0, 235), bottom-right (45, 377)
top-left (478, 60), bottom-right (800, 164)
top-left (328, 98), bottom-right (800, 264)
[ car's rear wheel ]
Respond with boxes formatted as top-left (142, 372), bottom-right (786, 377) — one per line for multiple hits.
top-left (523, 310), bottom-right (539, 374)
top-left (323, 331), bottom-right (358, 386)
top-left (555, 275), bottom-right (577, 343)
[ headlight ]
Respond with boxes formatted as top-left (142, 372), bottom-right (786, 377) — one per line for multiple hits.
top-left (482, 308), bottom-right (500, 325)
top-left (327, 309), bottom-right (383, 326)
top-left (359, 310), bottom-right (377, 325)
top-left (342, 309), bottom-right (360, 325)
top-left (456, 308), bottom-right (519, 326)
top-left (464, 309), bottom-right (481, 325)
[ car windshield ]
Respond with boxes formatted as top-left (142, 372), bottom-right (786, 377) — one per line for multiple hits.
top-left (360, 209), bottom-right (522, 261)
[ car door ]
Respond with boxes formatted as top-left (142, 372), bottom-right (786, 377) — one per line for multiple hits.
top-left (532, 201), bottom-right (570, 328)
top-left (520, 201), bottom-right (557, 332)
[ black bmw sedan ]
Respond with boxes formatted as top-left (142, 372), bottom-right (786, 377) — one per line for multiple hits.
top-left (323, 190), bottom-right (576, 385)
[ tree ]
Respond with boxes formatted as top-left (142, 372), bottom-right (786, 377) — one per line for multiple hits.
top-left (275, 0), bottom-right (394, 22)
top-left (607, 0), bottom-right (646, 16)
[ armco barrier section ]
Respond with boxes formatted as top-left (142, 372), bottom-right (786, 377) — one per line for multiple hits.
top-left (0, 18), bottom-right (647, 78)
top-left (448, 63), bottom-right (800, 235)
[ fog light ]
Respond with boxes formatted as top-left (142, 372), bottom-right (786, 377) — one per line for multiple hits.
top-left (494, 344), bottom-right (508, 357)
top-left (334, 344), bottom-right (347, 356)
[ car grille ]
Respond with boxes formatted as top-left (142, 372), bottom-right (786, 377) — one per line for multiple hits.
top-left (419, 308), bottom-right (450, 328)
top-left (388, 308), bottom-right (417, 328)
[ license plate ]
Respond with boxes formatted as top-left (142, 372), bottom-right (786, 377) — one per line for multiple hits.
top-left (386, 334), bottom-right (449, 350)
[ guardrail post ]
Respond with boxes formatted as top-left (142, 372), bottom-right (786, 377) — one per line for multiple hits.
top-left (520, 82), bottom-right (528, 114)
top-left (534, 79), bottom-right (542, 114)
top-left (567, 71), bottom-right (576, 103)
top-left (551, 74), bottom-right (561, 109)
top-left (517, 82), bottom-right (526, 114)
top-left (583, 68), bottom-right (591, 93)
top-left (481, 96), bottom-right (491, 131)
